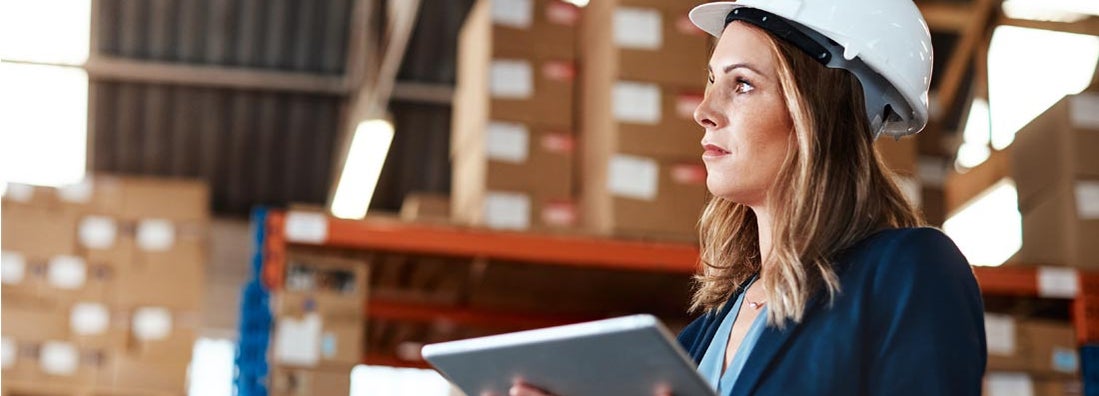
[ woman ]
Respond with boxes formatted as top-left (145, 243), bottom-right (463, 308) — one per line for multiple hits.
top-left (512, 0), bottom-right (986, 395)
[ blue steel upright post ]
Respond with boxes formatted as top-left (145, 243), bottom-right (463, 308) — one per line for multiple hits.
top-left (234, 207), bottom-right (274, 396)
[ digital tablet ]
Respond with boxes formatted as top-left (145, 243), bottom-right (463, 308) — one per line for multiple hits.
top-left (421, 314), bottom-right (716, 396)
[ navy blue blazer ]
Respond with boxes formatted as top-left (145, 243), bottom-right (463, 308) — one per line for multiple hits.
top-left (676, 227), bottom-right (987, 395)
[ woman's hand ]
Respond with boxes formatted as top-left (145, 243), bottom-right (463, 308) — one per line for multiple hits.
top-left (505, 380), bottom-right (552, 396)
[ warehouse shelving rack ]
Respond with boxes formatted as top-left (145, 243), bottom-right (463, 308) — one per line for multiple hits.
top-left (240, 209), bottom-right (1099, 391)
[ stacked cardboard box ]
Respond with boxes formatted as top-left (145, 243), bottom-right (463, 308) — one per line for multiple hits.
top-left (578, 0), bottom-right (710, 240)
top-left (1010, 87), bottom-right (1099, 269)
top-left (451, 0), bottom-right (582, 232)
top-left (269, 254), bottom-right (368, 396)
top-left (984, 314), bottom-right (1081, 396)
top-left (1, 175), bottom-right (207, 394)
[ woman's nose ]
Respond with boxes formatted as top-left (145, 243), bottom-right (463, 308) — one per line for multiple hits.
top-left (693, 93), bottom-right (726, 130)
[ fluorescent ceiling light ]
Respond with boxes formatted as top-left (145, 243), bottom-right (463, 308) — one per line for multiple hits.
top-left (562, 0), bottom-right (589, 7)
top-left (331, 119), bottom-right (395, 220)
top-left (988, 26), bottom-right (1099, 151)
top-left (943, 179), bottom-right (1022, 267)
top-left (0, 0), bottom-right (91, 64)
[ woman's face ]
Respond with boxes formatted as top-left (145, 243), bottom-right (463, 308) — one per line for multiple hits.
top-left (695, 21), bottom-right (793, 207)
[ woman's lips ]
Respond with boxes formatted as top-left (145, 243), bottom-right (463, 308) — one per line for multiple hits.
top-left (702, 143), bottom-right (730, 158)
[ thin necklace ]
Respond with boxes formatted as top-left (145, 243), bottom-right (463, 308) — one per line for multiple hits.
top-left (745, 280), bottom-right (766, 310)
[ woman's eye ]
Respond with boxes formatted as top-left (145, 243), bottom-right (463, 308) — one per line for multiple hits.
top-left (735, 79), bottom-right (754, 94)
top-left (707, 74), bottom-right (715, 84)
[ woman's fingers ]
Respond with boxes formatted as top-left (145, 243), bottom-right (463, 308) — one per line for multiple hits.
top-left (509, 380), bottom-right (554, 396)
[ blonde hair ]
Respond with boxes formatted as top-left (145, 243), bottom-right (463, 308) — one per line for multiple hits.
top-left (691, 24), bottom-right (923, 327)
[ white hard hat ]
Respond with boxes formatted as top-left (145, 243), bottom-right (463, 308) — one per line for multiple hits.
top-left (690, 0), bottom-right (933, 139)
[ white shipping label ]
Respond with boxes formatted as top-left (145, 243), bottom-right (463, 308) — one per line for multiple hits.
top-left (2, 251), bottom-right (26, 285)
top-left (274, 313), bottom-right (322, 367)
top-left (48, 256), bottom-right (86, 290)
top-left (613, 81), bottom-right (661, 124)
top-left (609, 155), bottom-right (659, 201)
top-left (78, 216), bottom-right (118, 249)
top-left (1038, 266), bottom-right (1079, 298)
top-left (58, 179), bottom-right (93, 203)
top-left (484, 192), bottom-right (531, 230)
top-left (1, 337), bottom-right (15, 369)
top-left (132, 307), bottom-right (173, 341)
top-left (39, 341), bottom-right (78, 376)
top-left (1074, 181), bottom-right (1099, 219)
top-left (70, 303), bottom-right (110, 336)
top-left (285, 211), bottom-right (328, 244)
top-left (4, 183), bottom-right (34, 202)
top-left (486, 122), bottom-right (530, 163)
top-left (985, 373), bottom-right (1034, 396)
top-left (614, 7), bottom-right (662, 50)
top-left (1069, 93), bottom-right (1099, 129)
top-left (490, 60), bottom-right (534, 99)
top-left (136, 219), bottom-right (176, 251)
top-left (491, 0), bottom-right (533, 29)
top-left (983, 313), bottom-right (1017, 356)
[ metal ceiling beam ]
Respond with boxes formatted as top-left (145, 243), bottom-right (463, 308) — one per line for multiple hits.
top-left (997, 15), bottom-right (1099, 36)
top-left (83, 56), bottom-right (347, 94)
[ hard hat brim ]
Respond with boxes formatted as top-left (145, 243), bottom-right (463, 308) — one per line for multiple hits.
top-left (689, 2), bottom-right (745, 38)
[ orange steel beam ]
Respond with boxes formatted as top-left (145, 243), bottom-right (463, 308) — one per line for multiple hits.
top-left (1074, 272), bottom-right (1099, 344)
top-left (262, 211), bottom-right (288, 291)
top-left (367, 299), bottom-right (598, 330)
top-left (319, 217), bottom-right (700, 274)
top-left (971, 266), bottom-right (1040, 297)
top-left (362, 352), bottom-right (431, 369)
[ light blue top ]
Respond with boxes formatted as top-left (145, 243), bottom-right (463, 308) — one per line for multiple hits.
top-left (696, 278), bottom-right (769, 395)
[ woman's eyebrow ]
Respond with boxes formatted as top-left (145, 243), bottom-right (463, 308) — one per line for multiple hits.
top-left (706, 62), bottom-right (765, 77)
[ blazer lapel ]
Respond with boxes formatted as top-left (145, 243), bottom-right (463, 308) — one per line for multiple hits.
top-left (730, 293), bottom-right (827, 395)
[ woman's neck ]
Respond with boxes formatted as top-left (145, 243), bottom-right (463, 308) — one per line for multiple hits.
top-left (752, 204), bottom-right (774, 266)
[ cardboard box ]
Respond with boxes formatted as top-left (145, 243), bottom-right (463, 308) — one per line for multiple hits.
top-left (482, 0), bottom-right (579, 60)
top-left (984, 373), bottom-right (1082, 396)
top-left (611, 82), bottom-right (705, 159)
top-left (1012, 92), bottom-right (1099, 213)
top-left (581, 0), bottom-right (709, 87)
top-left (454, 0), bottom-right (576, 134)
top-left (451, 122), bottom-right (577, 231)
top-left (113, 237), bottom-right (205, 310)
top-left (985, 315), bottom-right (1079, 377)
top-left (277, 255), bottom-right (368, 320)
top-left (1014, 182), bottom-right (1099, 269)
top-left (272, 314), bottom-right (362, 368)
top-left (1, 299), bottom-right (70, 343)
top-left (108, 350), bottom-right (191, 392)
top-left (120, 177), bottom-right (209, 222)
top-left (106, 323), bottom-right (195, 392)
top-left (1, 205), bottom-right (78, 260)
top-left (1, 251), bottom-right (49, 301)
top-left (581, 154), bottom-right (708, 240)
top-left (454, 189), bottom-right (579, 232)
top-left (0, 339), bottom-right (114, 388)
top-left (269, 365), bottom-right (353, 396)
top-left (399, 193), bottom-right (452, 223)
